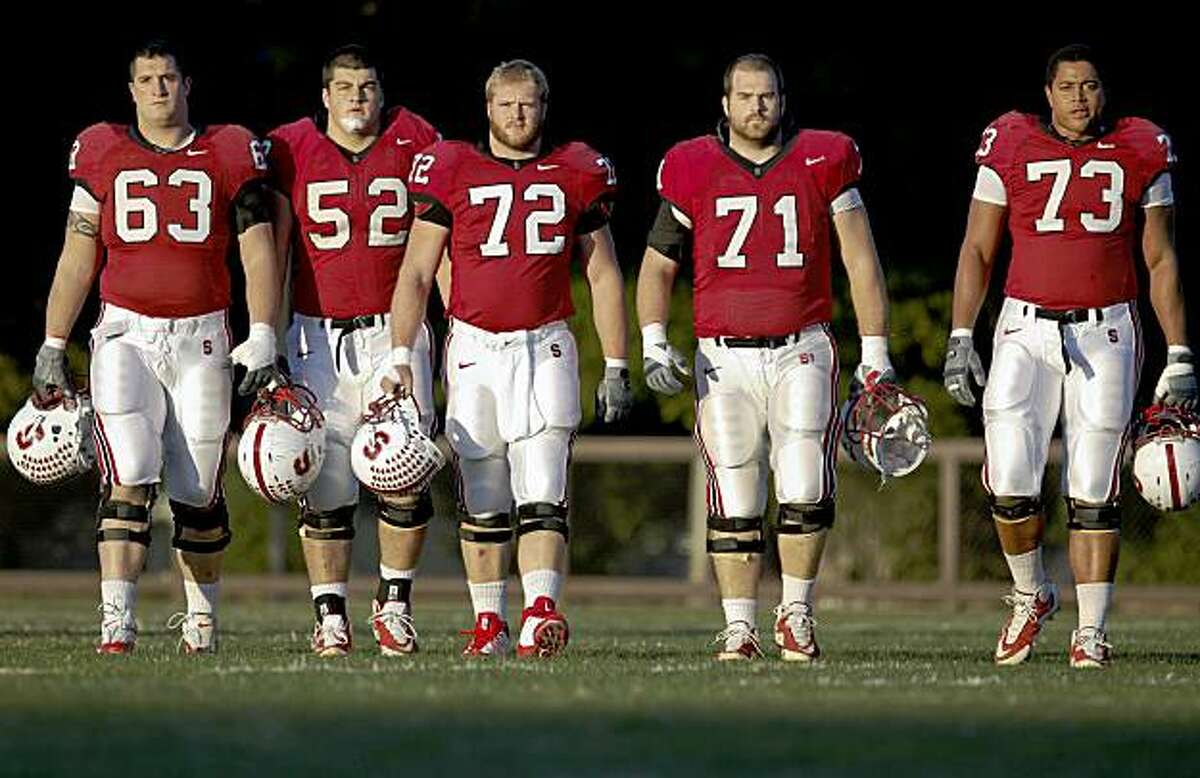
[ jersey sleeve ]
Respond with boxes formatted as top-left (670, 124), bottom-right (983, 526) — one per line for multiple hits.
top-left (973, 111), bottom-right (1024, 192)
top-left (1128, 119), bottom-right (1176, 185)
top-left (213, 125), bottom-right (270, 201)
top-left (828, 133), bottom-right (863, 197)
top-left (69, 123), bottom-right (117, 201)
top-left (265, 125), bottom-right (296, 195)
top-left (409, 141), bottom-right (458, 225)
top-left (656, 143), bottom-right (695, 223)
top-left (574, 145), bottom-right (618, 234)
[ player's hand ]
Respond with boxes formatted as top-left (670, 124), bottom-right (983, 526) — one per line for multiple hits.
top-left (643, 341), bottom-right (691, 396)
top-left (595, 364), bottom-right (633, 424)
top-left (382, 364), bottom-right (415, 399)
top-left (1155, 347), bottom-right (1197, 410)
top-left (850, 364), bottom-right (896, 397)
top-left (231, 323), bottom-right (277, 396)
top-left (944, 333), bottom-right (987, 407)
top-left (33, 340), bottom-right (76, 401)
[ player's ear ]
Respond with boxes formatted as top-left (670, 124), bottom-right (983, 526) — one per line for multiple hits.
top-left (721, 95), bottom-right (730, 119)
top-left (182, 76), bottom-right (192, 99)
top-left (1043, 84), bottom-right (1053, 111)
top-left (322, 89), bottom-right (331, 112)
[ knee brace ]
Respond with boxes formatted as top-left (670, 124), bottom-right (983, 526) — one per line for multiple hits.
top-left (776, 500), bottom-right (835, 535)
top-left (1066, 499), bottom-right (1122, 531)
top-left (706, 515), bottom-right (765, 554)
top-left (516, 502), bottom-right (569, 541)
top-left (990, 495), bottom-right (1042, 522)
top-left (299, 504), bottom-right (357, 541)
top-left (458, 511), bottom-right (513, 544)
top-left (378, 491), bottom-right (434, 530)
top-left (171, 499), bottom-right (232, 554)
top-left (95, 500), bottom-right (152, 546)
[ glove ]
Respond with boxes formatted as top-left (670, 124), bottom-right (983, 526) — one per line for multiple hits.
top-left (1155, 346), bottom-right (1197, 409)
top-left (381, 346), bottom-right (415, 400)
top-left (595, 362), bottom-right (633, 424)
top-left (943, 329), bottom-right (987, 407)
top-left (230, 323), bottom-right (277, 396)
top-left (33, 338), bottom-right (75, 400)
top-left (642, 323), bottom-right (691, 396)
top-left (851, 335), bottom-right (895, 395)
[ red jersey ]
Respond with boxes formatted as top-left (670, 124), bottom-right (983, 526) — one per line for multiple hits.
top-left (975, 111), bottom-right (1173, 308)
top-left (408, 140), bottom-right (617, 332)
top-left (658, 130), bottom-right (861, 338)
top-left (70, 122), bottom-right (267, 317)
top-left (268, 108), bottom-right (440, 318)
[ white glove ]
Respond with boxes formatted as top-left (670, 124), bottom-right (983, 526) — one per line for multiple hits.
top-left (230, 323), bottom-right (277, 395)
top-left (1155, 346), bottom-right (1197, 409)
top-left (852, 335), bottom-right (895, 391)
top-left (642, 323), bottom-right (691, 396)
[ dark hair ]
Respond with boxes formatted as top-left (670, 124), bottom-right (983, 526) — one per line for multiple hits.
top-left (322, 44), bottom-right (379, 87)
top-left (723, 53), bottom-right (785, 97)
top-left (1045, 44), bottom-right (1103, 87)
top-left (129, 39), bottom-right (186, 80)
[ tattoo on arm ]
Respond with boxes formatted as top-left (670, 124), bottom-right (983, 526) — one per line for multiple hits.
top-left (67, 211), bottom-right (99, 238)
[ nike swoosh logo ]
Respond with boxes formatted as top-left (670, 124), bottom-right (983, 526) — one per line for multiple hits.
top-left (536, 164), bottom-right (559, 171)
top-left (805, 156), bottom-right (825, 166)
top-left (396, 139), bottom-right (413, 146)
top-left (457, 362), bottom-right (476, 369)
top-left (1003, 327), bottom-right (1022, 335)
top-left (185, 149), bottom-right (208, 156)
top-left (1097, 142), bottom-right (1116, 149)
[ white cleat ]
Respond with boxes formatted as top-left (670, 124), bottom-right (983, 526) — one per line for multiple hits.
top-left (1070, 627), bottom-right (1113, 669)
top-left (97, 603), bottom-right (137, 655)
top-left (773, 602), bottom-right (821, 662)
top-left (713, 620), bottom-right (764, 661)
top-left (370, 601), bottom-right (419, 656)
top-left (167, 612), bottom-right (217, 654)
top-left (312, 614), bottom-right (352, 657)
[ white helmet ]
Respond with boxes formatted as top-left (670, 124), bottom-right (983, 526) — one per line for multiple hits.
top-left (237, 384), bottom-right (326, 503)
top-left (840, 372), bottom-right (931, 480)
top-left (351, 396), bottom-right (445, 495)
top-left (5, 391), bottom-right (95, 485)
top-left (1132, 404), bottom-right (1200, 512)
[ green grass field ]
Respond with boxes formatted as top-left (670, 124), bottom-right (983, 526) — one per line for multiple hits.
top-left (1, 597), bottom-right (1197, 777)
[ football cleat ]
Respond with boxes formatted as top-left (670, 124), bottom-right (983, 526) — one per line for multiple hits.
top-left (517, 596), bottom-right (570, 658)
top-left (1069, 627), bottom-right (1113, 669)
top-left (166, 612), bottom-right (217, 654)
top-left (713, 621), bottom-right (764, 661)
top-left (311, 614), bottom-right (352, 657)
top-left (96, 602), bottom-right (136, 655)
top-left (994, 582), bottom-right (1059, 665)
top-left (460, 612), bottom-right (511, 657)
top-left (370, 601), bottom-right (419, 656)
top-left (773, 602), bottom-right (821, 662)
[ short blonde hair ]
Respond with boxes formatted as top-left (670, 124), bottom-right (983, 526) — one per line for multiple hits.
top-left (485, 59), bottom-right (549, 102)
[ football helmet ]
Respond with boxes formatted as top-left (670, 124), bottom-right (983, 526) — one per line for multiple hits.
top-left (840, 371), bottom-right (931, 480)
top-left (1131, 404), bottom-right (1199, 512)
top-left (237, 383), bottom-right (326, 503)
top-left (5, 390), bottom-right (95, 485)
top-left (351, 396), bottom-right (444, 495)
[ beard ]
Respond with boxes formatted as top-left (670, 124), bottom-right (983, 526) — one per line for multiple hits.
top-left (489, 116), bottom-right (541, 151)
top-left (730, 113), bottom-right (781, 143)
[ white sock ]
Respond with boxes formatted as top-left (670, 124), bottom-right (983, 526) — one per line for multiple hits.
top-left (311, 582), bottom-right (349, 602)
top-left (722, 598), bottom-right (756, 628)
top-left (1076, 582), bottom-right (1114, 631)
top-left (100, 579), bottom-right (137, 618)
top-left (521, 569), bottom-right (563, 607)
top-left (1004, 548), bottom-right (1047, 593)
top-left (379, 564), bottom-right (415, 581)
top-left (469, 580), bottom-right (507, 620)
top-left (781, 575), bottom-right (815, 607)
top-left (182, 580), bottom-right (218, 615)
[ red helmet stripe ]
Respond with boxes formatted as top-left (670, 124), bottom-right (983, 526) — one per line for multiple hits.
top-left (251, 422), bottom-right (278, 503)
top-left (1165, 442), bottom-right (1182, 511)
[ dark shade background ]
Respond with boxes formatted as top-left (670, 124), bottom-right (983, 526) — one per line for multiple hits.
top-left (6, 2), bottom-right (1194, 399)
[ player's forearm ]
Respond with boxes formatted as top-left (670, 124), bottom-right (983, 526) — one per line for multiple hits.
top-left (1148, 252), bottom-right (1189, 347)
top-left (434, 251), bottom-right (452, 310)
top-left (238, 223), bottom-right (280, 326)
top-left (636, 248), bottom-right (677, 328)
top-left (834, 207), bottom-right (888, 336)
top-left (45, 220), bottom-right (100, 340)
top-left (270, 191), bottom-right (293, 284)
top-left (390, 266), bottom-right (432, 349)
top-left (589, 263), bottom-right (629, 360)
top-left (950, 243), bottom-right (993, 331)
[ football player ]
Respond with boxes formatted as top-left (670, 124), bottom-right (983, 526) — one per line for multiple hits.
top-left (944, 44), bottom-right (1193, 667)
top-left (388, 60), bottom-right (632, 657)
top-left (266, 45), bottom-right (442, 657)
top-left (637, 54), bottom-right (895, 661)
top-left (35, 41), bottom-right (280, 653)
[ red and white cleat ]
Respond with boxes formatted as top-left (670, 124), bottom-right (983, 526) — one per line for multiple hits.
top-left (994, 582), bottom-right (1060, 665)
top-left (1070, 627), bottom-right (1113, 669)
top-left (370, 601), bottom-right (418, 656)
top-left (167, 612), bottom-right (217, 654)
top-left (461, 612), bottom-right (511, 657)
top-left (311, 615), bottom-right (352, 657)
top-left (97, 603), bottom-right (136, 655)
top-left (517, 596), bottom-right (570, 658)
top-left (773, 602), bottom-right (821, 662)
top-left (713, 621), bottom-right (764, 661)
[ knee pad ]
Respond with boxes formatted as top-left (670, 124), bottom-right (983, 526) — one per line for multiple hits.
top-left (516, 502), bottom-right (569, 541)
top-left (776, 500), bottom-right (835, 535)
top-left (171, 499), bottom-right (232, 554)
top-left (698, 392), bottom-right (762, 468)
top-left (706, 515), bottom-right (765, 554)
top-left (377, 491), bottom-right (434, 530)
top-left (95, 500), bottom-right (152, 546)
top-left (299, 504), bottom-right (357, 541)
top-left (459, 511), bottom-right (513, 544)
top-left (990, 495), bottom-right (1042, 522)
top-left (1066, 499), bottom-right (1122, 531)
